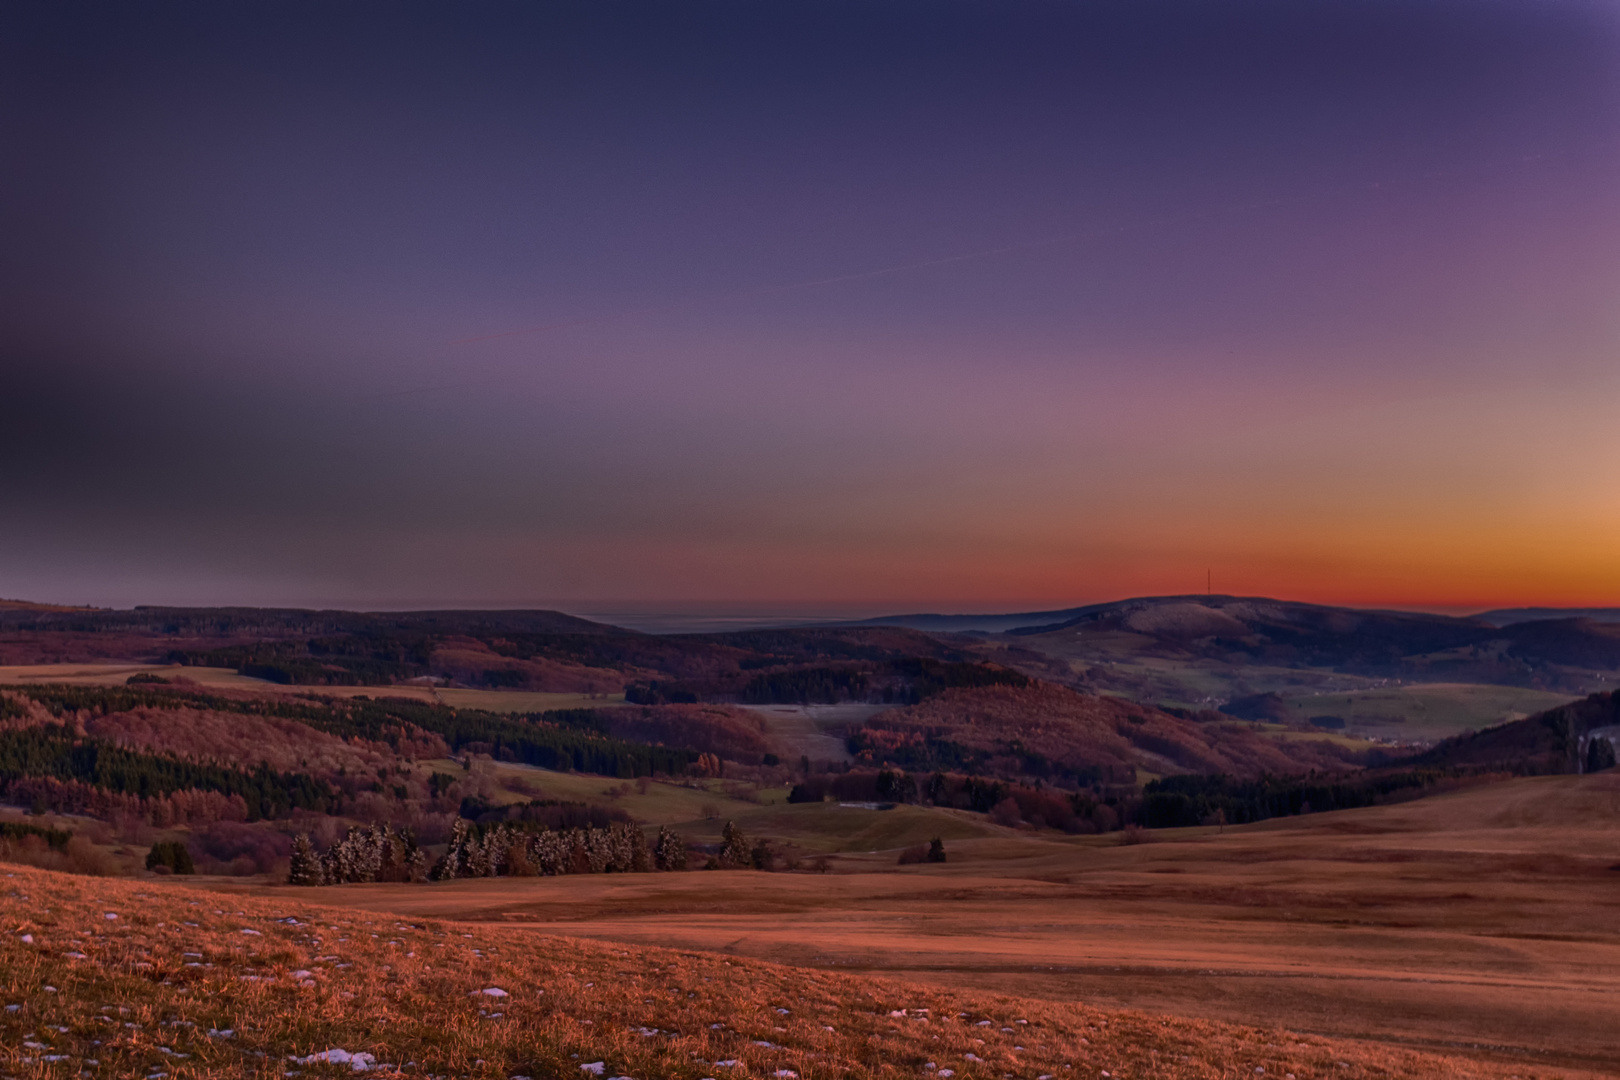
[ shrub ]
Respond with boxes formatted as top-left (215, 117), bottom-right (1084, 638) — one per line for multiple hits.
top-left (927, 837), bottom-right (946, 863)
top-left (897, 844), bottom-right (928, 865)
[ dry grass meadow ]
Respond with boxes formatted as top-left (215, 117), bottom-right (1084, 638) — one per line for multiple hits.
top-left (0, 771), bottom-right (1587, 1078)
top-left (3, 850), bottom-right (1601, 1080)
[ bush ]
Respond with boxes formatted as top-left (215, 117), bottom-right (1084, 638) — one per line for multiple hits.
top-left (927, 837), bottom-right (946, 863)
top-left (145, 840), bottom-right (195, 875)
top-left (897, 844), bottom-right (929, 865)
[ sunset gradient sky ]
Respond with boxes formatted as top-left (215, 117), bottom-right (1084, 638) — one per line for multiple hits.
top-left (3, 0), bottom-right (1618, 615)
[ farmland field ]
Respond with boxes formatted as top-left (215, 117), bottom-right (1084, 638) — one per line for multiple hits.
top-left (1274, 682), bottom-right (1574, 740)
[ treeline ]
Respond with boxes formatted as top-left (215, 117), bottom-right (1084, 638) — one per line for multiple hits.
top-left (426, 820), bottom-right (687, 879)
top-left (845, 728), bottom-right (1110, 786)
top-left (0, 725), bottom-right (333, 819)
top-left (1138, 769), bottom-right (1492, 828)
top-left (789, 769), bottom-right (1016, 813)
top-left (740, 666), bottom-right (871, 705)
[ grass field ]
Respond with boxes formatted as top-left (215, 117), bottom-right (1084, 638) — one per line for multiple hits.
top-left (430, 761), bottom-right (775, 825)
top-left (4, 861), bottom-right (1599, 1080)
top-left (1275, 682), bottom-right (1572, 739)
top-left (187, 771), bottom-right (1620, 1077)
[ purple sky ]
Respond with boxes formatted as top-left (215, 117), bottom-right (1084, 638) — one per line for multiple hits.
top-left (3, 1), bottom-right (1618, 615)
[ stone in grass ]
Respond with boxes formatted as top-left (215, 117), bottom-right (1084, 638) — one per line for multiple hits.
top-left (475, 987), bottom-right (510, 998)
top-left (580, 1063), bottom-right (606, 1075)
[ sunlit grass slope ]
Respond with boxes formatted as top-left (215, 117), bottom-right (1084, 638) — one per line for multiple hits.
top-left (0, 866), bottom-right (1592, 1080)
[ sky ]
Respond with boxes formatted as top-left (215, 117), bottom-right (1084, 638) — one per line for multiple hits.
top-left (2, 0), bottom-right (1618, 617)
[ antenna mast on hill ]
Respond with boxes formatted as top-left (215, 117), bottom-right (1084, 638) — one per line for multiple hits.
top-left (1207, 569), bottom-right (1211, 595)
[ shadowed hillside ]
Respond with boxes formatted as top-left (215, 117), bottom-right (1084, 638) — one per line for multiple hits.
top-left (850, 682), bottom-right (1365, 783)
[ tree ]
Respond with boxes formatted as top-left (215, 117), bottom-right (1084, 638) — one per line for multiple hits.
top-left (654, 826), bottom-right (687, 871)
top-left (719, 820), bottom-right (751, 868)
top-left (750, 837), bottom-right (776, 872)
top-left (145, 840), bottom-right (194, 876)
top-left (287, 833), bottom-right (322, 885)
top-left (927, 837), bottom-right (947, 863)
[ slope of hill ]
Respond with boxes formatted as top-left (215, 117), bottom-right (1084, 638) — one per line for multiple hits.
top-left (1413, 688), bottom-right (1620, 775)
top-left (1475, 606), bottom-right (1620, 627)
top-left (0, 864), bottom-right (1575, 1080)
top-left (850, 683), bottom-right (1364, 783)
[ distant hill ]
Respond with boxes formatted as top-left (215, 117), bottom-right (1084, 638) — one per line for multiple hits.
top-left (0, 604), bottom-right (627, 637)
top-left (987, 594), bottom-right (1620, 694)
top-left (836, 607), bottom-right (1099, 634)
top-left (1474, 606), bottom-right (1620, 627)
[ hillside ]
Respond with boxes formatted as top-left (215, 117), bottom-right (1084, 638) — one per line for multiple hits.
top-left (1412, 688), bottom-right (1620, 775)
top-left (850, 683), bottom-right (1364, 783)
top-left (1475, 606), bottom-right (1620, 627)
top-left (0, 864), bottom-right (1584, 1080)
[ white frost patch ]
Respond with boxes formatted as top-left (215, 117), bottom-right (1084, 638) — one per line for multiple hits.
top-left (580, 1063), bottom-right (605, 1075)
top-left (475, 987), bottom-right (509, 998)
top-left (291, 1049), bottom-right (377, 1071)
top-left (104, 913), bottom-right (118, 920)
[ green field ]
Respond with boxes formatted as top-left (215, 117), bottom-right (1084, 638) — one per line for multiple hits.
top-left (426, 759), bottom-right (778, 825)
top-left (1277, 682), bottom-right (1574, 739)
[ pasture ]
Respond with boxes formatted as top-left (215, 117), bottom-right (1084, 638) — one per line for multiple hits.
top-left (206, 772), bottom-right (1620, 1076)
top-left (3, 855), bottom-right (1601, 1080)
top-left (1275, 682), bottom-right (1573, 740)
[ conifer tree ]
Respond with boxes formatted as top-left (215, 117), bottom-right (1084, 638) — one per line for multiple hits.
top-left (720, 820), bottom-right (751, 868)
top-left (287, 834), bottom-right (323, 885)
top-left (654, 825), bottom-right (687, 871)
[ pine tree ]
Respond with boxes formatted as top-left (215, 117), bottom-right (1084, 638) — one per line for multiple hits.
top-left (927, 837), bottom-right (947, 863)
top-left (654, 826), bottom-right (687, 871)
top-left (720, 820), bottom-right (751, 868)
top-left (287, 834), bottom-right (323, 885)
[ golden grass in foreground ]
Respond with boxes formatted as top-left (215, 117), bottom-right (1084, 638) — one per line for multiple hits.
top-left (1, 866), bottom-right (1598, 1080)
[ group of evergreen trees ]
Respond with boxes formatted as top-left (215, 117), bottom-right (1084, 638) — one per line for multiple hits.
top-left (715, 820), bottom-right (777, 870)
top-left (1138, 769), bottom-right (1464, 828)
top-left (287, 824), bottom-right (427, 885)
top-left (0, 723), bottom-right (333, 820)
top-left (425, 820), bottom-right (688, 879)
